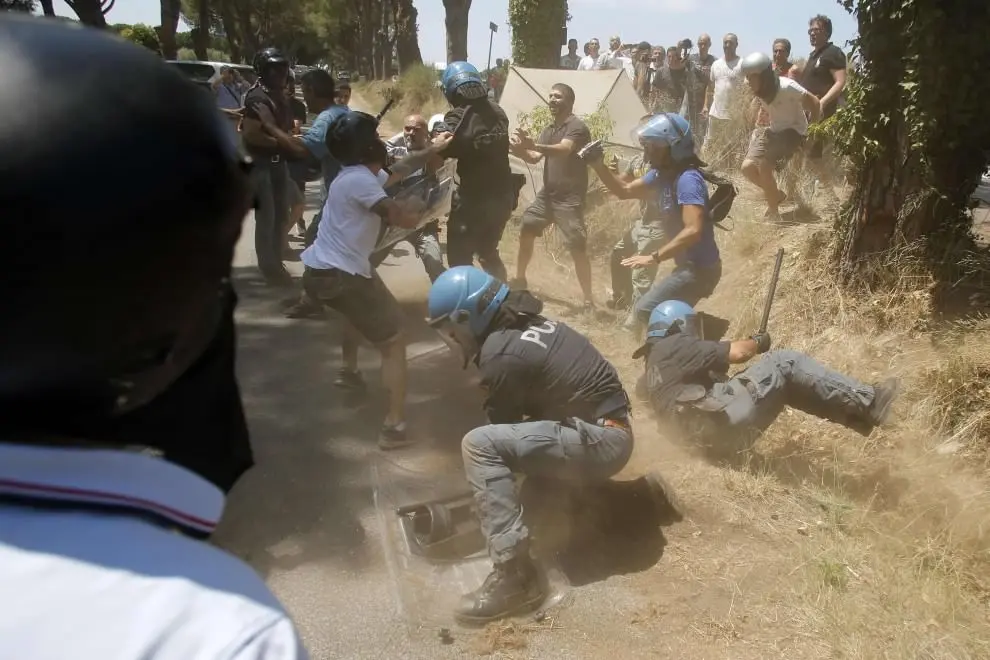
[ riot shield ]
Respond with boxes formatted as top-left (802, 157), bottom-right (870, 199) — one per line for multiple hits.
top-left (373, 160), bottom-right (455, 254)
top-left (372, 455), bottom-right (570, 629)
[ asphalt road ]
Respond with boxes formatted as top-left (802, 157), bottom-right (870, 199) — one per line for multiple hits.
top-left (215, 185), bottom-right (499, 658)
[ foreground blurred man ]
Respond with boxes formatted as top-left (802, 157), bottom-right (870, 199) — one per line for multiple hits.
top-left (633, 301), bottom-right (900, 446)
top-left (426, 266), bottom-right (681, 624)
top-left (0, 15), bottom-right (305, 658)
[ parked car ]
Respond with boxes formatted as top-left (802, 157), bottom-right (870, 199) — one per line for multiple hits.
top-left (165, 60), bottom-right (254, 91)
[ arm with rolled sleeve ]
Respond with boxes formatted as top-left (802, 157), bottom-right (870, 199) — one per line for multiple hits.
top-left (480, 355), bottom-right (531, 424)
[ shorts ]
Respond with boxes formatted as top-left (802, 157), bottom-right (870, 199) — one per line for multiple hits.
top-left (302, 267), bottom-right (401, 345)
top-left (519, 190), bottom-right (587, 249)
top-left (745, 127), bottom-right (804, 165)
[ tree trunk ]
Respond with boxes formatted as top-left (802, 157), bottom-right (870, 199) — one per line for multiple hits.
top-left (40, 0), bottom-right (54, 14)
top-left (159, 0), bottom-right (181, 59)
top-left (191, 0), bottom-right (211, 60)
top-left (217, 0), bottom-right (242, 62)
top-left (442, 0), bottom-right (471, 63)
top-left (834, 0), bottom-right (989, 293)
top-left (65, 0), bottom-right (111, 28)
top-left (508, 0), bottom-right (568, 68)
top-left (231, 0), bottom-right (258, 62)
top-left (394, 0), bottom-right (422, 71)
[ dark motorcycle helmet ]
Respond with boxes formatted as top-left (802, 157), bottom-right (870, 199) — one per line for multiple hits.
top-left (253, 46), bottom-right (289, 90)
top-left (326, 110), bottom-right (388, 166)
top-left (0, 15), bottom-right (253, 469)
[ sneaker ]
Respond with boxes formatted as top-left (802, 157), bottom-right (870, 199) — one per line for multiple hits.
top-left (643, 471), bottom-right (684, 524)
top-left (378, 422), bottom-right (414, 450)
top-left (508, 277), bottom-right (528, 291)
top-left (453, 554), bottom-right (547, 625)
top-left (333, 368), bottom-right (366, 392)
top-left (606, 296), bottom-right (630, 311)
top-left (868, 377), bottom-right (900, 426)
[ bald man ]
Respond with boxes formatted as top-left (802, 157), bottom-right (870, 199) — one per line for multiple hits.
top-left (384, 113), bottom-right (447, 283)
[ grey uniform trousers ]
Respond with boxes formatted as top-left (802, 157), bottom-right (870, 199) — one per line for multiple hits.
top-left (461, 418), bottom-right (633, 563)
top-left (699, 350), bottom-right (877, 432)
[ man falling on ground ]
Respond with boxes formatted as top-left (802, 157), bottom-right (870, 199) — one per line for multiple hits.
top-left (739, 51), bottom-right (820, 218)
top-left (510, 83), bottom-right (596, 310)
top-left (632, 301), bottom-right (900, 456)
top-left (425, 266), bottom-right (681, 624)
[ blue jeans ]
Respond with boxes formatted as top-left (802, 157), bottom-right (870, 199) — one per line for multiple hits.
top-left (461, 419), bottom-right (633, 563)
top-left (633, 261), bottom-right (723, 329)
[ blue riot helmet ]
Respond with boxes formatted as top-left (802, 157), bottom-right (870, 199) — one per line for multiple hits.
top-left (647, 300), bottom-right (699, 339)
top-left (633, 112), bottom-right (696, 164)
top-left (427, 265), bottom-right (510, 368)
top-left (441, 61), bottom-right (487, 105)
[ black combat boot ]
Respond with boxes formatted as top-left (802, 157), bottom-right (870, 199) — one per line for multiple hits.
top-left (868, 378), bottom-right (900, 426)
top-left (453, 553), bottom-right (547, 624)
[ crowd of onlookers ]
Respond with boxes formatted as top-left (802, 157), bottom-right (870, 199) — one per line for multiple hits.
top-left (558, 17), bottom-right (847, 186)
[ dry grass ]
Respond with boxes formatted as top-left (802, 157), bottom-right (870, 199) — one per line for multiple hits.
top-left (494, 157), bottom-right (990, 657)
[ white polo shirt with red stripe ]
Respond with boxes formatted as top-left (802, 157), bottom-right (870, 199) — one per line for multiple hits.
top-left (0, 443), bottom-right (307, 660)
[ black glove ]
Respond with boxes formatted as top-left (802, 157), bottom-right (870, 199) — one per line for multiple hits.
top-left (750, 332), bottom-right (772, 354)
top-left (577, 139), bottom-right (605, 164)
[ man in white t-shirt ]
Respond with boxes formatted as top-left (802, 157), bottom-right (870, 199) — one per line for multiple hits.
top-left (702, 33), bottom-right (743, 165)
top-left (577, 38), bottom-right (601, 71)
top-left (301, 111), bottom-right (451, 449)
top-left (738, 52), bottom-right (821, 216)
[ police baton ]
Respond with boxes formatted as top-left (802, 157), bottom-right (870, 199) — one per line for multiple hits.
top-left (758, 248), bottom-right (784, 333)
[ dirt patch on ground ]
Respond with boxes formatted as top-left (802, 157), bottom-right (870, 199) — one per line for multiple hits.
top-left (483, 174), bottom-right (990, 658)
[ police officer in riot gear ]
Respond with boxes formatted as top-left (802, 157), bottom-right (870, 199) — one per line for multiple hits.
top-left (437, 62), bottom-right (518, 281)
top-left (634, 300), bottom-right (900, 447)
top-left (242, 46), bottom-right (295, 287)
top-left (585, 113), bottom-right (723, 336)
top-left (426, 266), bottom-right (681, 623)
top-left (0, 15), bottom-right (305, 657)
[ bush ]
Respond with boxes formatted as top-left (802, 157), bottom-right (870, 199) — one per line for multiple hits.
top-left (119, 23), bottom-right (160, 53)
top-left (177, 47), bottom-right (231, 62)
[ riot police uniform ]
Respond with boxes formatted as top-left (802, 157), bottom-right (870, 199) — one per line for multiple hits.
top-left (427, 266), bottom-right (680, 624)
top-left (0, 15), bottom-right (304, 658)
top-left (439, 62), bottom-right (519, 281)
top-left (635, 301), bottom-right (899, 447)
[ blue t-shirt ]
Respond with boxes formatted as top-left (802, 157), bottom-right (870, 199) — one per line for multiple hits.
top-left (641, 167), bottom-right (720, 268)
top-left (301, 104), bottom-right (349, 195)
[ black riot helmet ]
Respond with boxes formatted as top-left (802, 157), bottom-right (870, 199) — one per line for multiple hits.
top-left (253, 46), bottom-right (289, 90)
top-left (326, 110), bottom-right (388, 166)
top-left (0, 15), bottom-right (253, 463)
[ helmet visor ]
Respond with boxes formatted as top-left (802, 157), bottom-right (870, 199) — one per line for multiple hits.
top-left (429, 312), bottom-right (479, 369)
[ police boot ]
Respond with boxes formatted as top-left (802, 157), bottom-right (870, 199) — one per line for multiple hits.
top-left (453, 552), bottom-right (547, 624)
top-left (848, 377), bottom-right (900, 435)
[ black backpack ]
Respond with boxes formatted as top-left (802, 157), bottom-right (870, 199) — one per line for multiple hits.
top-left (698, 168), bottom-right (737, 229)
